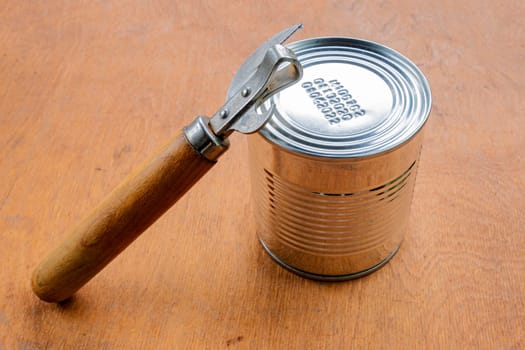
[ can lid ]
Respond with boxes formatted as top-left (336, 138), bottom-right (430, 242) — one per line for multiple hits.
top-left (259, 37), bottom-right (432, 158)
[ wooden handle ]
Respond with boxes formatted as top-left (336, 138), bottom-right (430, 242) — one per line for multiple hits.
top-left (32, 132), bottom-right (215, 302)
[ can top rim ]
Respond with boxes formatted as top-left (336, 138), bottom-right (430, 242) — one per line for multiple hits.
top-left (257, 37), bottom-right (432, 158)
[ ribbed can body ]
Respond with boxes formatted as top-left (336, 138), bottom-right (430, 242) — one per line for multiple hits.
top-left (249, 132), bottom-right (423, 279)
top-left (248, 37), bottom-right (431, 280)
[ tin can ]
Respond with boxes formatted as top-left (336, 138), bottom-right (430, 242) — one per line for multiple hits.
top-left (248, 37), bottom-right (431, 280)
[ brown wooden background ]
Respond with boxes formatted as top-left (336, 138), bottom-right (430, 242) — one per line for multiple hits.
top-left (1, 1), bottom-right (524, 349)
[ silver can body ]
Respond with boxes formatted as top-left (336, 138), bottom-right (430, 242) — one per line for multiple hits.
top-left (248, 37), bottom-right (431, 280)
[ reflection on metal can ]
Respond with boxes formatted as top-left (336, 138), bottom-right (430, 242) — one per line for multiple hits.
top-left (248, 37), bottom-right (432, 280)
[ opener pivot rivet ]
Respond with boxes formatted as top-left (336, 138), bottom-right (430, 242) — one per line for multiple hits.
top-left (220, 109), bottom-right (229, 118)
top-left (241, 87), bottom-right (251, 97)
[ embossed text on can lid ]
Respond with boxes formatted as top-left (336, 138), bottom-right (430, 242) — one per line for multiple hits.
top-left (259, 37), bottom-right (432, 158)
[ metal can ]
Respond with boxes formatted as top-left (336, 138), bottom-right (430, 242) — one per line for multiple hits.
top-left (248, 37), bottom-right (431, 280)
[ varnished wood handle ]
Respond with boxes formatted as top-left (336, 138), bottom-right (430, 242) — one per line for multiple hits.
top-left (32, 132), bottom-right (215, 302)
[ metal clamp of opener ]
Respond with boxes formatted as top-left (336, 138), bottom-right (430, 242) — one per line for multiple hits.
top-left (184, 25), bottom-right (303, 161)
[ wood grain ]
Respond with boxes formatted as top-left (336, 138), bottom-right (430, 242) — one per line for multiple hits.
top-left (31, 132), bottom-right (215, 303)
top-left (0, 0), bottom-right (524, 349)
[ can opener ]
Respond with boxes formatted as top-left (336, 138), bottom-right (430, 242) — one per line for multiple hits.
top-left (32, 24), bottom-right (303, 303)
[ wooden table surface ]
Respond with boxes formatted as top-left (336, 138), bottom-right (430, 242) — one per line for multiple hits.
top-left (1, 1), bottom-right (524, 349)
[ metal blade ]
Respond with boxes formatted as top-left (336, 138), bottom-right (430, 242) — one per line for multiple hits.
top-left (226, 24), bottom-right (303, 99)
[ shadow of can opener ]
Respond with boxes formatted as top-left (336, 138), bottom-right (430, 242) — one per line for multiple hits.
top-left (32, 24), bottom-right (304, 303)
